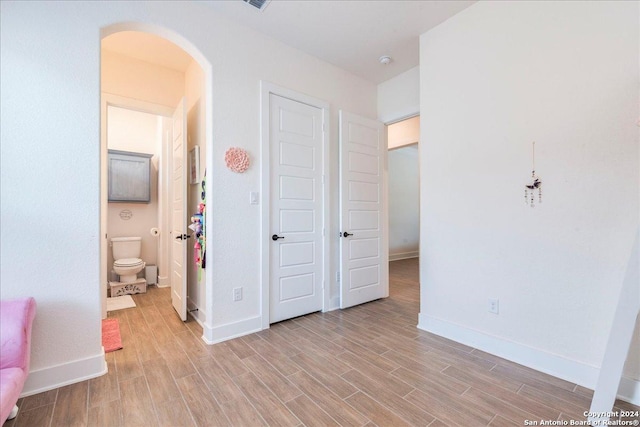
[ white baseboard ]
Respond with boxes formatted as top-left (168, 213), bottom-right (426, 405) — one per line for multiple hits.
top-left (187, 297), bottom-right (206, 325)
top-left (389, 251), bottom-right (419, 261)
top-left (327, 296), bottom-right (340, 312)
top-left (618, 376), bottom-right (640, 405)
top-left (21, 350), bottom-right (107, 397)
top-left (202, 315), bottom-right (262, 345)
top-left (418, 314), bottom-right (640, 406)
top-left (157, 276), bottom-right (169, 287)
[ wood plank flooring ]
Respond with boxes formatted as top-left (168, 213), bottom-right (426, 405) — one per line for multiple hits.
top-left (4, 258), bottom-right (638, 426)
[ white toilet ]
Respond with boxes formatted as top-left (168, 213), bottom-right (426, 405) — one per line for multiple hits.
top-left (111, 237), bottom-right (146, 283)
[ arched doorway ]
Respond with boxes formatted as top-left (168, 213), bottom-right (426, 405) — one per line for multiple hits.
top-left (99, 23), bottom-right (213, 342)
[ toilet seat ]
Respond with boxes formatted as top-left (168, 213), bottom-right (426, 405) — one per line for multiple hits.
top-left (114, 258), bottom-right (144, 267)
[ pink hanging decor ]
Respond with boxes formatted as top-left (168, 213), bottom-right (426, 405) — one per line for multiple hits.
top-left (225, 147), bottom-right (250, 173)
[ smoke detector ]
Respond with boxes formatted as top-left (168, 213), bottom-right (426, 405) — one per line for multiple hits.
top-left (379, 55), bottom-right (392, 65)
top-left (243, 0), bottom-right (272, 11)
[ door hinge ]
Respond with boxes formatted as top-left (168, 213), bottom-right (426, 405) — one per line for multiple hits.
top-left (336, 271), bottom-right (340, 283)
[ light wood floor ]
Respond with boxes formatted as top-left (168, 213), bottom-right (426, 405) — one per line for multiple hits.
top-left (5, 258), bottom-right (638, 426)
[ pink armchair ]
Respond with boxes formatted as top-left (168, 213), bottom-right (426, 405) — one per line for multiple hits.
top-left (0, 297), bottom-right (36, 422)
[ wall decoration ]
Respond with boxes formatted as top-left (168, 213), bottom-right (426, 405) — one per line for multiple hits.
top-left (189, 146), bottom-right (200, 184)
top-left (189, 171), bottom-right (206, 281)
top-left (225, 147), bottom-right (250, 173)
top-left (524, 141), bottom-right (542, 207)
top-left (119, 209), bottom-right (133, 220)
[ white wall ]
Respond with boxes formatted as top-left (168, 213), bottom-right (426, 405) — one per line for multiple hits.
top-left (0, 0), bottom-right (376, 394)
top-left (388, 145), bottom-right (420, 260)
top-left (378, 65), bottom-right (419, 123)
top-left (102, 49), bottom-right (185, 108)
top-left (418, 0), bottom-right (639, 401)
top-left (107, 106), bottom-right (160, 272)
top-left (388, 115), bottom-right (420, 150)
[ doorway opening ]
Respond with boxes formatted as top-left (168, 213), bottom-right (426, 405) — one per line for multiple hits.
top-left (99, 26), bottom-right (212, 335)
top-left (387, 115), bottom-right (420, 262)
top-left (386, 115), bottom-right (420, 300)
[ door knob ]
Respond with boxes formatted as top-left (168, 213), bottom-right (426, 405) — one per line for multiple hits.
top-left (341, 231), bottom-right (353, 237)
top-left (272, 234), bottom-right (285, 241)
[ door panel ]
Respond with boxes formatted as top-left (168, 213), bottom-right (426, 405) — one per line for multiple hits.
top-left (270, 94), bottom-right (324, 323)
top-left (339, 110), bottom-right (388, 309)
top-left (171, 97), bottom-right (187, 321)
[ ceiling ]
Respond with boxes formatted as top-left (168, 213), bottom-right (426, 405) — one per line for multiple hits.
top-left (102, 0), bottom-right (476, 84)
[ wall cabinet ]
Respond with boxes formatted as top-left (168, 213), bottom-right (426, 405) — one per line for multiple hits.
top-left (108, 150), bottom-right (153, 203)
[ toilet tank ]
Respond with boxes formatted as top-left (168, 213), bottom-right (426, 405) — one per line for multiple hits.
top-left (111, 237), bottom-right (142, 260)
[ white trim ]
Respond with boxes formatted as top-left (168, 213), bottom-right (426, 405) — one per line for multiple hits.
top-left (259, 81), bottom-right (331, 330)
top-left (21, 351), bottom-right (107, 397)
top-left (187, 296), bottom-right (206, 325)
top-left (389, 251), bottom-right (419, 261)
top-left (382, 111), bottom-right (420, 126)
top-left (418, 314), bottom-right (640, 406)
top-left (328, 296), bottom-right (341, 312)
top-left (101, 92), bottom-right (175, 116)
top-left (202, 316), bottom-right (262, 345)
top-left (618, 377), bottom-right (640, 406)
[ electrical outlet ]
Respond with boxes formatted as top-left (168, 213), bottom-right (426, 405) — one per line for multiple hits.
top-left (233, 287), bottom-right (243, 301)
top-left (488, 298), bottom-right (499, 314)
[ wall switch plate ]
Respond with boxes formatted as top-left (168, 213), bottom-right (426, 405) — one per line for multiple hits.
top-left (488, 298), bottom-right (499, 314)
top-left (233, 287), bottom-right (243, 301)
top-left (249, 192), bottom-right (259, 205)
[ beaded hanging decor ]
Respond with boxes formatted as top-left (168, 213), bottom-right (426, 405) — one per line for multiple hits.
top-left (524, 141), bottom-right (542, 208)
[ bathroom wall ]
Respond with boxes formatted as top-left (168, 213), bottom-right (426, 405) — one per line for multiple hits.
top-left (388, 145), bottom-right (420, 260)
top-left (388, 116), bottom-right (419, 149)
top-left (106, 106), bottom-right (161, 275)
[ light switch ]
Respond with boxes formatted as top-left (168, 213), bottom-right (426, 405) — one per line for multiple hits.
top-left (249, 191), bottom-right (259, 205)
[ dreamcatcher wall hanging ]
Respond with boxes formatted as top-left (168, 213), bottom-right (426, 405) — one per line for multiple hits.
top-left (524, 141), bottom-right (542, 207)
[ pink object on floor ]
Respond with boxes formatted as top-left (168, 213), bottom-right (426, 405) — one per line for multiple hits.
top-left (102, 318), bottom-right (123, 353)
top-left (0, 297), bottom-right (36, 422)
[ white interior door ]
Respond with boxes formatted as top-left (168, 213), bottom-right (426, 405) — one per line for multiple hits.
top-left (339, 110), bottom-right (388, 309)
top-left (270, 93), bottom-right (324, 323)
top-left (171, 97), bottom-right (188, 321)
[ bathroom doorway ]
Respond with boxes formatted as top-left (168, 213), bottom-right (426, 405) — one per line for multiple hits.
top-left (387, 115), bottom-right (420, 262)
top-left (100, 29), bottom-right (208, 328)
top-left (386, 115), bottom-right (420, 305)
